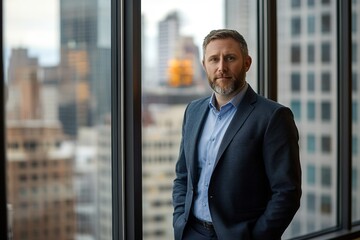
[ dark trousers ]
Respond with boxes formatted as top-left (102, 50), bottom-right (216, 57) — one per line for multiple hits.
top-left (182, 215), bottom-right (218, 240)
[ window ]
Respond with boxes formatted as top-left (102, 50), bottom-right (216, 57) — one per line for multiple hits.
top-left (321, 166), bottom-right (331, 187)
top-left (141, 0), bottom-right (258, 239)
top-left (1, 0), bottom-right (358, 239)
top-left (308, 0), bottom-right (315, 7)
top-left (307, 164), bottom-right (316, 184)
top-left (291, 100), bottom-right (301, 120)
top-left (291, 0), bottom-right (301, 8)
top-left (321, 72), bottom-right (331, 92)
top-left (321, 101), bottom-right (331, 121)
top-left (308, 15), bottom-right (316, 34)
top-left (307, 72), bottom-right (315, 92)
top-left (353, 0), bottom-right (360, 223)
top-left (291, 17), bottom-right (301, 36)
top-left (353, 101), bottom-right (358, 122)
top-left (278, 1), bottom-right (338, 237)
top-left (291, 73), bottom-right (301, 92)
top-left (307, 101), bottom-right (316, 121)
top-left (306, 193), bottom-right (316, 213)
top-left (321, 14), bottom-right (331, 33)
top-left (4, 0), bottom-right (112, 239)
top-left (321, 135), bottom-right (332, 153)
top-left (321, 42), bottom-right (331, 63)
top-left (307, 44), bottom-right (315, 63)
top-left (307, 134), bottom-right (316, 153)
top-left (291, 45), bottom-right (301, 63)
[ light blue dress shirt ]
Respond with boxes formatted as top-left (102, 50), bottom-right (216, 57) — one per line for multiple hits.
top-left (193, 83), bottom-right (249, 222)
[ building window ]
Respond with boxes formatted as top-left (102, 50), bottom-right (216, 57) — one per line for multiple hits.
top-left (307, 193), bottom-right (316, 212)
top-left (321, 195), bottom-right (332, 214)
top-left (291, 0), bottom-right (301, 8)
top-left (308, 44), bottom-right (315, 63)
top-left (291, 73), bottom-right (301, 92)
top-left (307, 101), bottom-right (316, 121)
top-left (308, 15), bottom-right (315, 34)
top-left (307, 72), bottom-right (315, 92)
top-left (321, 14), bottom-right (331, 33)
top-left (353, 12), bottom-right (357, 33)
top-left (307, 134), bottom-right (316, 153)
top-left (291, 45), bottom-right (301, 63)
top-left (291, 17), bottom-right (301, 36)
top-left (321, 101), bottom-right (331, 121)
top-left (321, 166), bottom-right (331, 187)
top-left (308, 0), bottom-right (315, 7)
top-left (307, 164), bottom-right (316, 185)
top-left (321, 72), bottom-right (331, 92)
top-left (353, 72), bottom-right (358, 92)
top-left (321, 135), bottom-right (331, 153)
top-left (322, 0), bottom-right (331, 4)
top-left (321, 42), bottom-right (331, 63)
top-left (291, 100), bottom-right (301, 120)
top-left (353, 101), bottom-right (358, 122)
top-left (353, 136), bottom-right (358, 156)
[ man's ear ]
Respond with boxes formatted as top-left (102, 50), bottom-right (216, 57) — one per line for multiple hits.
top-left (202, 59), bottom-right (206, 70)
top-left (244, 56), bottom-right (252, 72)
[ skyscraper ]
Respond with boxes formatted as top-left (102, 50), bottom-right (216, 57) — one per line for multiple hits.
top-left (59, 0), bottom-right (111, 137)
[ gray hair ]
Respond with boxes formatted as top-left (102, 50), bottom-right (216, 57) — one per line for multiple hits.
top-left (202, 29), bottom-right (249, 59)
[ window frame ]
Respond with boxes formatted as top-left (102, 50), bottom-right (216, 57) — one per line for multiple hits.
top-left (1, 0), bottom-right (360, 239)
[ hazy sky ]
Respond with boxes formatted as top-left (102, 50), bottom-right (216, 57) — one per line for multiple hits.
top-left (4, 0), bottom-right (59, 65)
top-left (4, 0), bottom-right (223, 66)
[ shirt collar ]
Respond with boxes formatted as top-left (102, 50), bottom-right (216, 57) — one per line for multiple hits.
top-left (209, 82), bottom-right (249, 110)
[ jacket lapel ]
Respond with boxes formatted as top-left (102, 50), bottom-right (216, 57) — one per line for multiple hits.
top-left (214, 86), bottom-right (257, 167)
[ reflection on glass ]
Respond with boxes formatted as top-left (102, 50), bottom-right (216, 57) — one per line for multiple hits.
top-left (353, 0), bottom-right (360, 223)
top-left (141, 0), bottom-right (257, 239)
top-left (277, 0), bottom-right (338, 238)
top-left (5, 0), bottom-right (112, 239)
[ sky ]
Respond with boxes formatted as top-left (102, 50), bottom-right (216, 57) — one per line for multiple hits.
top-left (4, 0), bottom-right (224, 66)
top-left (4, 0), bottom-right (59, 66)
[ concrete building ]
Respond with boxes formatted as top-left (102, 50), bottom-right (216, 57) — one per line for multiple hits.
top-left (6, 121), bottom-right (76, 240)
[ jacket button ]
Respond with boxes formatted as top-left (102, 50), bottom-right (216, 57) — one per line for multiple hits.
top-left (209, 195), bottom-right (213, 199)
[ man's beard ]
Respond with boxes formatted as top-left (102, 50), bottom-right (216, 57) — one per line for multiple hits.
top-left (208, 69), bottom-right (247, 96)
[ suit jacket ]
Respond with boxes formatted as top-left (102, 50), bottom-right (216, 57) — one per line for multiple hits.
top-left (172, 86), bottom-right (302, 240)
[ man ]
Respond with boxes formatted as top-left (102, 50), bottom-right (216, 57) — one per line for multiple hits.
top-left (172, 29), bottom-right (302, 240)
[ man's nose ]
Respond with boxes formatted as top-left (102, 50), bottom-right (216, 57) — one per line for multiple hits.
top-left (218, 59), bottom-right (227, 73)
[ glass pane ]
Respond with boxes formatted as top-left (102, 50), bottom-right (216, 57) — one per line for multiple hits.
top-left (5, 0), bottom-right (112, 239)
top-left (141, 0), bottom-right (257, 239)
top-left (353, 0), bottom-right (360, 224)
top-left (277, 0), bottom-right (338, 238)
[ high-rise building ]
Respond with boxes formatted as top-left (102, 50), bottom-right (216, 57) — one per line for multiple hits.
top-left (158, 12), bottom-right (180, 86)
top-left (6, 122), bottom-right (76, 240)
top-left (142, 105), bottom-right (184, 240)
top-left (59, 0), bottom-right (111, 136)
top-left (277, 0), bottom-right (337, 238)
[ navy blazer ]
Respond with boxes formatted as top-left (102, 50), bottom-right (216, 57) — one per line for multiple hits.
top-left (172, 86), bottom-right (302, 240)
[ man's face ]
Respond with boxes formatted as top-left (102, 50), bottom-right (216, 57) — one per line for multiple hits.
top-left (202, 38), bottom-right (252, 98)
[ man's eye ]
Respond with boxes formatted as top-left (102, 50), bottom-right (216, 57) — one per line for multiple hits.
top-left (209, 58), bottom-right (218, 62)
top-left (226, 56), bottom-right (235, 61)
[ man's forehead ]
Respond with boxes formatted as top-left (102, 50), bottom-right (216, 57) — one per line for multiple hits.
top-left (205, 39), bottom-right (242, 55)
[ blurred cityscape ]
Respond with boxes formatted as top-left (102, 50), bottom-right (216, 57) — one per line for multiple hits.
top-left (5, 0), bottom-right (360, 239)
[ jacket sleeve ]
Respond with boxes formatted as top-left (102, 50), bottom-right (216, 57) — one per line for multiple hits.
top-left (252, 107), bottom-right (302, 240)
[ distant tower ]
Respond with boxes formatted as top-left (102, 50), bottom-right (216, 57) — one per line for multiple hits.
top-left (59, 0), bottom-right (111, 137)
top-left (158, 12), bottom-right (180, 86)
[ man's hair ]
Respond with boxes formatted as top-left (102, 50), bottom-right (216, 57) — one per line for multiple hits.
top-left (202, 29), bottom-right (248, 59)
